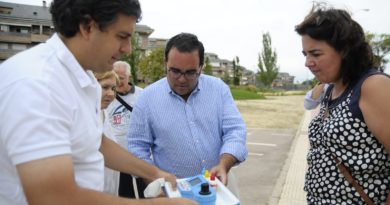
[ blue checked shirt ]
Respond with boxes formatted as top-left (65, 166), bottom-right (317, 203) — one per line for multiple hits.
top-left (127, 74), bottom-right (247, 178)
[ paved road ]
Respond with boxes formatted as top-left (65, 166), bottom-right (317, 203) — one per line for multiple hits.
top-left (234, 128), bottom-right (297, 205)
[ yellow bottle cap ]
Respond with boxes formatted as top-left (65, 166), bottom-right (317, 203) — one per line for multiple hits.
top-left (204, 169), bottom-right (210, 178)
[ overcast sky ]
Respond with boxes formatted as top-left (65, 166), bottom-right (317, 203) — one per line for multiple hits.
top-left (8, 0), bottom-right (390, 82)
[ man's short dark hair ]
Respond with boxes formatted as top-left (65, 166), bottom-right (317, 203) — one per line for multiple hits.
top-left (50, 0), bottom-right (142, 37)
top-left (165, 33), bottom-right (205, 67)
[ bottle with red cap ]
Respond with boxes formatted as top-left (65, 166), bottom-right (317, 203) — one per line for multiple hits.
top-left (209, 173), bottom-right (217, 190)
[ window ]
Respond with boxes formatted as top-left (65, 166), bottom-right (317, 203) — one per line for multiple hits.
top-left (0, 25), bottom-right (9, 32)
top-left (9, 25), bottom-right (30, 34)
top-left (0, 43), bottom-right (8, 49)
top-left (21, 28), bottom-right (29, 34)
top-left (32, 25), bottom-right (40, 34)
top-left (0, 6), bottom-right (12, 14)
top-left (11, 44), bottom-right (27, 51)
top-left (42, 26), bottom-right (51, 35)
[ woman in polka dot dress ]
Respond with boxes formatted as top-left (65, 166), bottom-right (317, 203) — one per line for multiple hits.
top-left (295, 3), bottom-right (390, 204)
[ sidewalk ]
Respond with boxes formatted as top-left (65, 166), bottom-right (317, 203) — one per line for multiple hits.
top-left (268, 110), bottom-right (315, 205)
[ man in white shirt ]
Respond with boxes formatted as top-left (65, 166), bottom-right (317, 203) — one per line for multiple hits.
top-left (0, 0), bottom-right (194, 205)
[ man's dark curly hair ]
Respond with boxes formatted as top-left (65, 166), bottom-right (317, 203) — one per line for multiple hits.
top-left (295, 3), bottom-right (375, 85)
top-left (50, 0), bottom-right (142, 38)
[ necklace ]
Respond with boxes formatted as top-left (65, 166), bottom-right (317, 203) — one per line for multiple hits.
top-left (323, 83), bottom-right (350, 121)
top-left (324, 89), bottom-right (333, 119)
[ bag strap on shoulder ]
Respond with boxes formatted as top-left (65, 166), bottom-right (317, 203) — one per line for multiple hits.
top-left (116, 94), bottom-right (133, 112)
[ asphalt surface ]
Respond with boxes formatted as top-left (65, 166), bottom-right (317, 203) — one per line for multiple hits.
top-left (234, 128), bottom-right (297, 205)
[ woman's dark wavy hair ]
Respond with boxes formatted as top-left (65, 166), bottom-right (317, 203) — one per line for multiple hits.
top-left (295, 3), bottom-right (375, 85)
top-left (165, 33), bottom-right (205, 67)
top-left (50, 0), bottom-right (142, 38)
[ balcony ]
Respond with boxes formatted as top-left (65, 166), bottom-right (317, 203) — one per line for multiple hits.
top-left (0, 31), bottom-right (31, 43)
top-left (0, 49), bottom-right (19, 60)
top-left (31, 33), bottom-right (50, 42)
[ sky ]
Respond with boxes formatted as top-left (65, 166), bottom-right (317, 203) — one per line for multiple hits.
top-left (8, 0), bottom-right (390, 83)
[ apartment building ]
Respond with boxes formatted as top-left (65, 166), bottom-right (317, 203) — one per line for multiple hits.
top-left (147, 37), bottom-right (167, 53)
top-left (272, 72), bottom-right (295, 89)
top-left (204, 52), bottom-right (256, 85)
top-left (0, 1), bottom-right (153, 63)
top-left (0, 1), bottom-right (52, 63)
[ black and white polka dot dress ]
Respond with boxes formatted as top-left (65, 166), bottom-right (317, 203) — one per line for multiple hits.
top-left (305, 70), bottom-right (390, 204)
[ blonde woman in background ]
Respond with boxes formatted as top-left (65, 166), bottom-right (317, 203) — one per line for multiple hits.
top-left (95, 71), bottom-right (120, 195)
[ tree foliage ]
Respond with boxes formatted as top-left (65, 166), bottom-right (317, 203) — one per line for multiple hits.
top-left (232, 56), bottom-right (241, 86)
top-left (366, 32), bottom-right (390, 72)
top-left (223, 68), bottom-right (231, 84)
top-left (203, 56), bottom-right (213, 75)
top-left (257, 32), bottom-right (279, 88)
top-left (121, 34), bottom-right (141, 84)
top-left (139, 47), bottom-right (165, 84)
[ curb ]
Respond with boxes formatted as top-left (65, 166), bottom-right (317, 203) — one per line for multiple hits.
top-left (267, 110), bottom-right (310, 205)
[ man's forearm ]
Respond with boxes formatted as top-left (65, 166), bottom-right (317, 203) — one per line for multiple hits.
top-left (218, 153), bottom-right (238, 172)
top-left (99, 135), bottom-right (159, 181)
top-left (17, 154), bottom-right (171, 205)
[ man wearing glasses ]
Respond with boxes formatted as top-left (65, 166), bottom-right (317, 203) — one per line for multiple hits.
top-left (127, 33), bottom-right (248, 196)
top-left (0, 0), bottom-right (197, 204)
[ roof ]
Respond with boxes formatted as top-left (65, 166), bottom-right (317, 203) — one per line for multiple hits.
top-left (135, 24), bottom-right (154, 34)
top-left (0, 1), bottom-right (51, 24)
top-left (0, 1), bottom-right (153, 31)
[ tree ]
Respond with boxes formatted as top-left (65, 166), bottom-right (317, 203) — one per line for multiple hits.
top-left (257, 32), bottom-right (279, 88)
top-left (203, 56), bottom-right (213, 75)
top-left (139, 48), bottom-right (165, 84)
top-left (223, 68), bottom-right (231, 85)
top-left (121, 34), bottom-right (141, 84)
top-left (232, 56), bottom-right (241, 86)
top-left (366, 32), bottom-right (390, 72)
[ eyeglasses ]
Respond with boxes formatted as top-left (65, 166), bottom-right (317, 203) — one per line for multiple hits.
top-left (168, 67), bottom-right (200, 80)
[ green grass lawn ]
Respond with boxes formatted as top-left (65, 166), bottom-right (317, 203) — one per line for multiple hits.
top-left (230, 88), bottom-right (265, 100)
top-left (138, 82), bottom-right (302, 100)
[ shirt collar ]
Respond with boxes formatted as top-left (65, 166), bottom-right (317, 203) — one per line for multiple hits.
top-left (117, 82), bottom-right (135, 96)
top-left (46, 33), bottom-right (94, 88)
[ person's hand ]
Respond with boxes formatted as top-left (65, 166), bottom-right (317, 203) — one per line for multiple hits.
top-left (210, 164), bottom-right (228, 185)
top-left (210, 153), bottom-right (237, 185)
top-left (311, 83), bottom-right (325, 100)
top-left (155, 169), bottom-right (177, 190)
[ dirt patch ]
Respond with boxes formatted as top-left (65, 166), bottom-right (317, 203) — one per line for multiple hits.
top-left (235, 95), bottom-right (305, 129)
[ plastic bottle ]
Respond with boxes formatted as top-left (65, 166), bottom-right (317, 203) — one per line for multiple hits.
top-left (204, 169), bottom-right (210, 179)
top-left (209, 173), bottom-right (217, 190)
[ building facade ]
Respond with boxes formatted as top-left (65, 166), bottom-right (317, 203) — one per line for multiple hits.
top-left (204, 52), bottom-right (256, 85)
top-left (147, 37), bottom-right (167, 54)
top-left (0, 1), bottom-right (153, 63)
top-left (0, 1), bottom-right (52, 63)
top-left (272, 72), bottom-right (295, 89)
